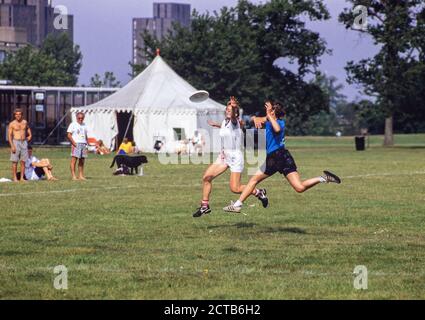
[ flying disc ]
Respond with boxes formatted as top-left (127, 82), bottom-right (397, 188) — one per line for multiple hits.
top-left (189, 90), bottom-right (209, 103)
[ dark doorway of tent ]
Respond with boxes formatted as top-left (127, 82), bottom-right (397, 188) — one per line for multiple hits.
top-left (116, 112), bottom-right (134, 148)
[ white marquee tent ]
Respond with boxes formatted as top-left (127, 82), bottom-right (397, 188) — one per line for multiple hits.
top-left (72, 54), bottom-right (225, 153)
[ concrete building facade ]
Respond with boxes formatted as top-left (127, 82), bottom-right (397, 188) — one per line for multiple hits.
top-left (133, 2), bottom-right (190, 66)
top-left (0, 0), bottom-right (74, 61)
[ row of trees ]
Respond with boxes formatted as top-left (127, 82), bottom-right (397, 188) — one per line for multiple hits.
top-left (1, 1), bottom-right (424, 144)
top-left (0, 33), bottom-right (82, 87)
top-left (0, 33), bottom-right (121, 88)
top-left (134, 0), bottom-right (425, 145)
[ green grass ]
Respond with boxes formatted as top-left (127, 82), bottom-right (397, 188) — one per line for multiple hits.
top-left (0, 134), bottom-right (424, 299)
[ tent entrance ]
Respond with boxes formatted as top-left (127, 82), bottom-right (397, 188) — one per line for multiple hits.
top-left (117, 112), bottom-right (134, 147)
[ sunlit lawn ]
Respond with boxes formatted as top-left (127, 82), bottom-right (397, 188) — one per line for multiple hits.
top-left (0, 134), bottom-right (424, 299)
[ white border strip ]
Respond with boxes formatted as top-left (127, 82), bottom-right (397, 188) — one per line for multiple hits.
top-left (0, 185), bottom-right (138, 197)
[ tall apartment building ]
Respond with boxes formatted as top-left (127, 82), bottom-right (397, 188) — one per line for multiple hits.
top-left (133, 2), bottom-right (190, 66)
top-left (0, 0), bottom-right (74, 61)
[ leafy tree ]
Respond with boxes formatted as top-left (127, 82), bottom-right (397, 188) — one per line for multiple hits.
top-left (339, 0), bottom-right (425, 146)
top-left (90, 71), bottom-right (121, 88)
top-left (133, 0), bottom-right (331, 134)
top-left (313, 72), bottom-right (347, 110)
top-left (41, 33), bottom-right (82, 86)
top-left (0, 33), bottom-right (82, 86)
top-left (0, 46), bottom-right (69, 86)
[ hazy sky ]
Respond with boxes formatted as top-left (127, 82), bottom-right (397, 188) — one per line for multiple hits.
top-left (52, 0), bottom-right (378, 100)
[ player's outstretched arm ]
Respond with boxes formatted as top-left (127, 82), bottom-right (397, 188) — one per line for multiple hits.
top-left (251, 116), bottom-right (267, 129)
top-left (207, 120), bottom-right (221, 128)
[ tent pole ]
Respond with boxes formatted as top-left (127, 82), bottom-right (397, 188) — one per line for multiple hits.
top-left (41, 110), bottom-right (70, 145)
top-left (122, 111), bottom-right (134, 141)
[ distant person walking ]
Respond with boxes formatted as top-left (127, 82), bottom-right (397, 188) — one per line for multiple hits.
top-left (8, 108), bottom-right (32, 182)
top-left (67, 112), bottom-right (88, 181)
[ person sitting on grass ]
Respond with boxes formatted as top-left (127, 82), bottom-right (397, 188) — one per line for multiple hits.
top-left (96, 140), bottom-right (111, 155)
top-left (17, 146), bottom-right (58, 181)
top-left (117, 138), bottom-right (133, 155)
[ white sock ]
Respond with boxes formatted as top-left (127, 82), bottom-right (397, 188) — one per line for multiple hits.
top-left (319, 176), bottom-right (326, 183)
top-left (234, 200), bottom-right (243, 207)
top-left (254, 189), bottom-right (260, 197)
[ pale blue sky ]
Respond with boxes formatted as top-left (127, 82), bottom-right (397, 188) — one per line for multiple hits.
top-left (52, 0), bottom-right (378, 100)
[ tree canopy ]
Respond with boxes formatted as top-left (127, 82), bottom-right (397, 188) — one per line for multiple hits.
top-left (133, 0), bottom-right (332, 134)
top-left (339, 0), bottom-right (425, 145)
top-left (0, 33), bottom-right (82, 87)
top-left (90, 71), bottom-right (121, 88)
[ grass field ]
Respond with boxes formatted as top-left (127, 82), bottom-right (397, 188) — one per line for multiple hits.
top-left (0, 134), bottom-right (424, 299)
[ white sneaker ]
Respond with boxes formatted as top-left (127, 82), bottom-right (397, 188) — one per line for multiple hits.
top-left (223, 201), bottom-right (242, 213)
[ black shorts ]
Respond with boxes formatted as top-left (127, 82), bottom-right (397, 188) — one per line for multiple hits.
top-left (34, 167), bottom-right (45, 178)
top-left (261, 148), bottom-right (297, 177)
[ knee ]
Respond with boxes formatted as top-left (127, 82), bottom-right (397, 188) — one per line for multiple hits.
top-left (293, 185), bottom-right (306, 193)
top-left (203, 174), bottom-right (213, 183)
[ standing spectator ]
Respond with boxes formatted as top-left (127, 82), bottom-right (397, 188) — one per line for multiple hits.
top-left (191, 130), bottom-right (204, 156)
top-left (8, 108), bottom-right (32, 182)
top-left (67, 112), bottom-right (88, 181)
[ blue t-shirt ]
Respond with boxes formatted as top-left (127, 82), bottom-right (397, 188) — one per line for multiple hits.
top-left (265, 119), bottom-right (286, 154)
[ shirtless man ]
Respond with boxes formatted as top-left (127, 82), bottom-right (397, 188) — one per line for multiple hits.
top-left (8, 108), bottom-right (32, 182)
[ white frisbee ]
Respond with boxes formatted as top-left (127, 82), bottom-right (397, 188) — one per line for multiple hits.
top-left (189, 90), bottom-right (209, 103)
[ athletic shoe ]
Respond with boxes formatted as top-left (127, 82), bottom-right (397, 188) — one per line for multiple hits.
top-left (323, 171), bottom-right (342, 184)
top-left (193, 205), bottom-right (211, 218)
top-left (223, 202), bottom-right (242, 213)
top-left (257, 188), bottom-right (269, 208)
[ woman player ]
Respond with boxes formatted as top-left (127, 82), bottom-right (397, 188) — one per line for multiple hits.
top-left (223, 100), bottom-right (341, 213)
top-left (192, 97), bottom-right (268, 218)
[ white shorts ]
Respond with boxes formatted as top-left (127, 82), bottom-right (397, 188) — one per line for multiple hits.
top-left (215, 151), bottom-right (244, 173)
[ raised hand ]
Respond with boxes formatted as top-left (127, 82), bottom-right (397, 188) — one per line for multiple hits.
top-left (265, 102), bottom-right (276, 120)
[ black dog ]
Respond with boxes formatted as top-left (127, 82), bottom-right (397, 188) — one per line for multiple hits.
top-left (110, 155), bottom-right (148, 175)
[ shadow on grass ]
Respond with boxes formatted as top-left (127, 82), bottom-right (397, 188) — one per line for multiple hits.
top-left (207, 223), bottom-right (307, 234)
top-left (207, 222), bottom-right (256, 230)
top-left (261, 227), bottom-right (306, 234)
top-left (392, 146), bottom-right (425, 149)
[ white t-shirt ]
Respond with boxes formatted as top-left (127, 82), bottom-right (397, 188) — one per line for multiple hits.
top-left (67, 122), bottom-right (88, 144)
top-left (219, 119), bottom-right (242, 153)
top-left (25, 156), bottom-right (40, 181)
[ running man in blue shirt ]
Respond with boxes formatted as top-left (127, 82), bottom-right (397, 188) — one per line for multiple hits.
top-left (223, 100), bottom-right (341, 213)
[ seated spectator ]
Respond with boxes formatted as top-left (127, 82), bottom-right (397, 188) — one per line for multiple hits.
top-left (17, 146), bottom-right (58, 181)
top-left (117, 138), bottom-right (133, 155)
top-left (96, 140), bottom-right (111, 155)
